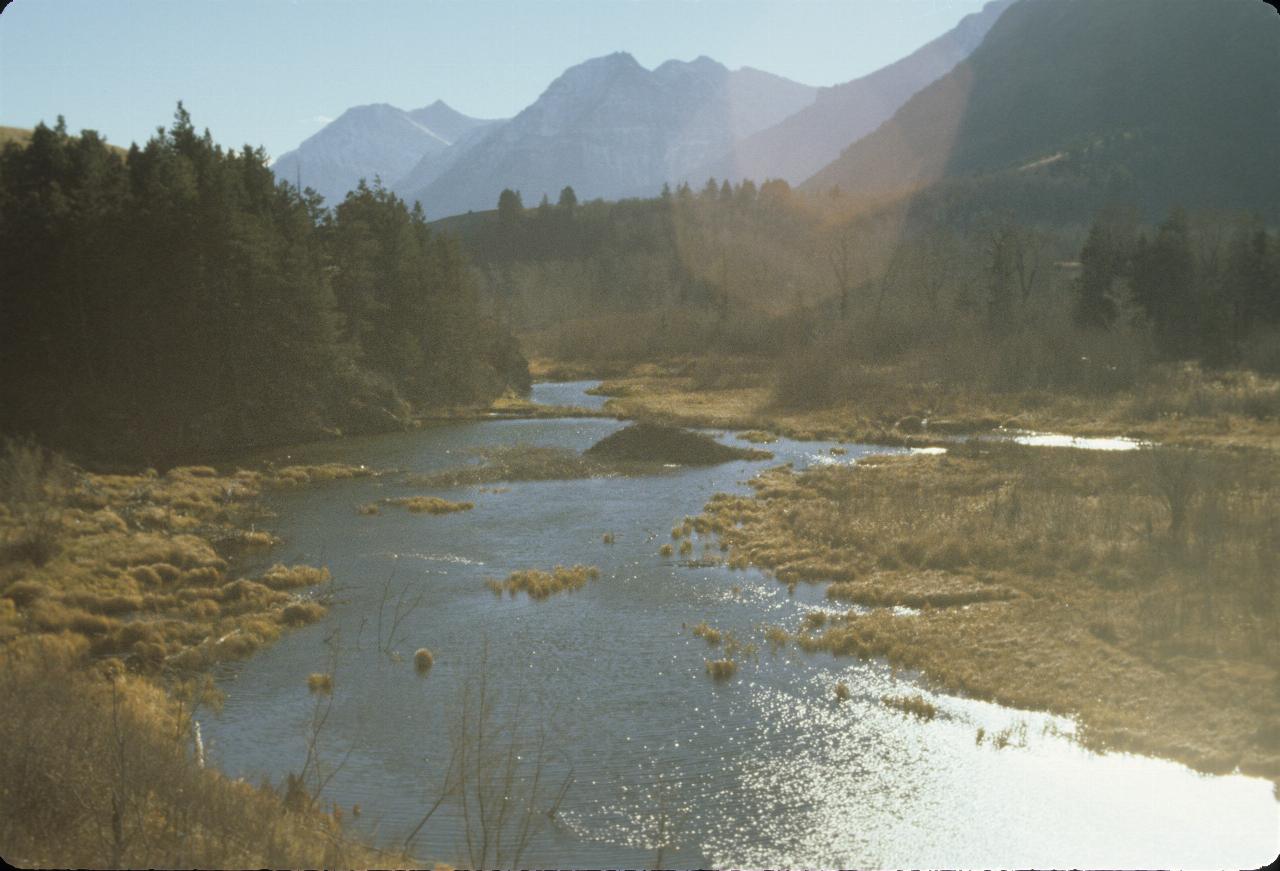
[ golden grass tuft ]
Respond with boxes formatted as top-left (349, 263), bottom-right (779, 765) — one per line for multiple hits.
top-left (306, 672), bottom-right (333, 695)
top-left (882, 693), bottom-right (938, 720)
top-left (489, 564), bottom-right (601, 600)
top-left (260, 563), bottom-right (331, 590)
top-left (384, 496), bottom-right (474, 515)
top-left (413, 647), bottom-right (434, 675)
top-left (602, 532), bottom-right (615, 544)
top-left (737, 430), bottom-right (778, 444)
top-left (690, 621), bottom-right (721, 645)
top-left (659, 543), bottom-right (674, 557)
top-left (356, 502), bottom-right (381, 516)
top-left (280, 601), bottom-right (327, 626)
top-left (704, 658), bottom-right (738, 680)
top-left (834, 681), bottom-right (851, 701)
top-left (678, 539), bottom-right (693, 556)
top-left (763, 625), bottom-right (789, 652)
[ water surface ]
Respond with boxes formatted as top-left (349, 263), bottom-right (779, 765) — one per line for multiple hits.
top-left (203, 382), bottom-right (1278, 868)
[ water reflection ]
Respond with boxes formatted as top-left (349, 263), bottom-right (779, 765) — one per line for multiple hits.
top-left (200, 380), bottom-right (1277, 868)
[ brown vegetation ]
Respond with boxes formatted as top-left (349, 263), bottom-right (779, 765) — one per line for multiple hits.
top-left (0, 440), bottom-right (413, 866)
top-left (882, 693), bottom-right (938, 720)
top-left (0, 649), bottom-right (386, 869)
top-left (486, 565), bottom-right (601, 600)
top-left (383, 496), bottom-right (474, 515)
top-left (694, 441), bottom-right (1280, 781)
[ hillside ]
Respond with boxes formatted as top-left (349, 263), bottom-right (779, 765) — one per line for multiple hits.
top-left (699, 0), bottom-right (1012, 186)
top-left (804, 0), bottom-right (1280, 222)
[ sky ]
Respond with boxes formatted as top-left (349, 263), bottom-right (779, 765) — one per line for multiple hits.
top-left (0, 0), bottom-right (990, 161)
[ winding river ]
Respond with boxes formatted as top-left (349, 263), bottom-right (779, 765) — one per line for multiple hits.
top-left (201, 381), bottom-right (1278, 868)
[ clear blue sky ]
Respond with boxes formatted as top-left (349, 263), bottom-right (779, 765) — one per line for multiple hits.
top-left (1, 0), bottom-right (988, 160)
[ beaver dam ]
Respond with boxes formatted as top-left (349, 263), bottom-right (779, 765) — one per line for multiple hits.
top-left (194, 382), bottom-right (1277, 869)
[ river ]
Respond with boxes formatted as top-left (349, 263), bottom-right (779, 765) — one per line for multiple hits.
top-left (201, 381), bottom-right (1278, 868)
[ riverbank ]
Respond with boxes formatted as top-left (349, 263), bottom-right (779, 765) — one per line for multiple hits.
top-left (692, 441), bottom-right (1280, 784)
top-left (0, 446), bottom-right (405, 867)
top-left (555, 356), bottom-right (1280, 452)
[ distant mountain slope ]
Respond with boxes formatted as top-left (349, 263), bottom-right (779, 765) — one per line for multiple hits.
top-left (408, 53), bottom-right (816, 217)
top-left (271, 101), bottom-right (499, 206)
top-left (803, 0), bottom-right (1280, 220)
top-left (699, 0), bottom-right (1012, 186)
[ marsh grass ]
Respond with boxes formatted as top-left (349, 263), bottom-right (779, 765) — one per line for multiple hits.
top-left (882, 693), bottom-right (938, 720)
top-left (413, 647), bottom-right (434, 675)
top-left (704, 658), bottom-right (738, 680)
top-left (407, 445), bottom-right (609, 488)
top-left (0, 446), bottom-right (420, 865)
top-left (694, 442), bottom-right (1280, 782)
top-left (690, 622), bottom-right (721, 645)
top-left (383, 496), bottom-right (474, 515)
top-left (0, 651), bottom-right (389, 869)
top-left (488, 565), bottom-right (600, 600)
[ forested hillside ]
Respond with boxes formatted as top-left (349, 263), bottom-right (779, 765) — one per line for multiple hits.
top-left (0, 108), bottom-right (529, 464)
top-left (805, 0), bottom-right (1280, 224)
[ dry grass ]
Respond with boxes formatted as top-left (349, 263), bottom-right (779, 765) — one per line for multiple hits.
top-left (834, 681), bottom-right (851, 701)
top-left (0, 652), bottom-right (388, 869)
top-left (592, 358), bottom-right (1280, 451)
top-left (383, 496), bottom-right (474, 515)
top-left (413, 647), bottom-right (434, 675)
top-left (487, 565), bottom-right (601, 600)
top-left (694, 441), bottom-right (1280, 782)
top-left (307, 672), bottom-right (334, 695)
top-left (406, 445), bottom-right (608, 487)
top-left (0, 442), bottom-right (427, 865)
top-left (737, 430), bottom-right (778, 444)
top-left (690, 621), bottom-right (722, 645)
top-left (882, 693), bottom-right (938, 720)
top-left (704, 658), bottom-right (738, 681)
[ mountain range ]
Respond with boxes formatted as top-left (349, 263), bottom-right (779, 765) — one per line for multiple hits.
top-left (271, 100), bottom-right (501, 207)
top-left (803, 0), bottom-right (1280, 221)
top-left (271, 1), bottom-right (1002, 216)
top-left (271, 0), bottom-right (1280, 223)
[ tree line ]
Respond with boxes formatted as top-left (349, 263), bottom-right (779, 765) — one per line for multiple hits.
top-left (0, 107), bottom-right (529, 463)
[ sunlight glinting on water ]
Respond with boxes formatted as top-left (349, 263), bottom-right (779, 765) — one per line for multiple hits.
top-left (200, 381), bottom-right (1278, 868)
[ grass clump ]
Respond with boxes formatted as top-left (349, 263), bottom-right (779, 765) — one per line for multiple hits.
top-left (384, 496), bottom-right (474, 515)
top-left (413, 647), bottom-right (434, 675)
top-left (690, 621), bottom-right (722, 645)
top-left (488, 565), bottom-right (601, 600)
top-left (882, 693), bottom-right (938, 720)
top-left (834, 681), bottom-right (851, 701)
top-left (602, 532), bottom-right (615, 544)
top-left (585, 423), bottom-right (771, 465)
top-left (306, 672), bottom-right (333, 695)
top-left (737, 430), bottom-right (778, 444)
top-left (260, 563), bottom-right (331, 590)
top-left (704, 658), bottom-right (738, 681)
top-left (659, 543), bottom-right (674, 557)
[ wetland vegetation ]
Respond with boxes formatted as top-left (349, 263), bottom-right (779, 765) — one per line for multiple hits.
top-left (3, 2), bottom-right (1280, 863)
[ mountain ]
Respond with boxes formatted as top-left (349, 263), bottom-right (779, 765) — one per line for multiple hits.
top-left (271, 101), bottom-right (499, 206)
top-left (407, 53), bottom-right (817, 217)
top-left (699, 0), bottom-right (1013, 186)
top-left (803, 0), bottom-right (1280, 221)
